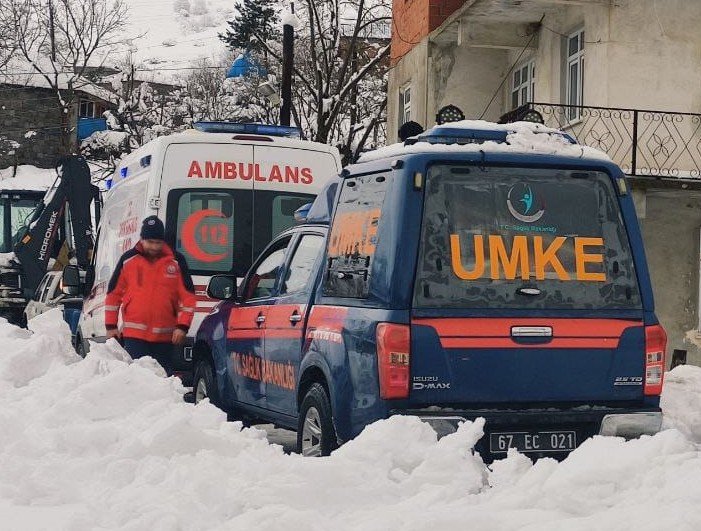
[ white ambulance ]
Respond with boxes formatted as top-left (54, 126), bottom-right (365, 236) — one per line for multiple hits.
top-left (74, 123), bottom-right (341, 375)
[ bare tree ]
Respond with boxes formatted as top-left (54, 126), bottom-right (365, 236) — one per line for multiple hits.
top-left (1, 0), bottom-right (129, 154)
top-left (178, 56), bottom-right (279, 125)
top-left (251, 0), bottom-right (390, 159)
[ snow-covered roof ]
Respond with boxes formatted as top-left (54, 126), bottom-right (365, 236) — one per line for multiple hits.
top-left (0, 61), bottom-right (117, 103)
top-left (0, 165), bottom-right (57, 192)
top-left (358, 120), bottom-right (612, 163)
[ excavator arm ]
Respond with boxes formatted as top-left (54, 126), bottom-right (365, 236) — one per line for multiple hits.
top-left (13, 155), bottom-right (100, 299)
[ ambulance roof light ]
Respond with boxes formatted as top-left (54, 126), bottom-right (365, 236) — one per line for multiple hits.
top-left (120, 167), bottom-right (128, 178)
top-left (193, 122), bottom-right (302, 139)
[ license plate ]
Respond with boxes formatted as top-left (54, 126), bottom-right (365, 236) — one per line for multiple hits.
top-left (489, 430), bottom-right (577, 454)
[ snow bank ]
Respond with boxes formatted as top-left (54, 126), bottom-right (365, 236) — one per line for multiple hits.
top-left (2, 310), bottom-right (701, 530)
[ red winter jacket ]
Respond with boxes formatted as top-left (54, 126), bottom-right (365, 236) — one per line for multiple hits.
top-left (105, 242), bottom-right (197, 343)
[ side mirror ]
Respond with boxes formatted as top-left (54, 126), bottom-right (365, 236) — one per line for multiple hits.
top-left (61, 265), bottom-right (82, 296)
top-left (207, 275), bottom-right (239, 300)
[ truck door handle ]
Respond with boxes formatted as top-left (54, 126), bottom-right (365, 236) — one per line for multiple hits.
top-left (289, 311), bottom-right (302, 324)
top-left (256, 313), bottom-right (266, 326)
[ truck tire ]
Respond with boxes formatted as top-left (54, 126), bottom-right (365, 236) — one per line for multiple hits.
top-left (193, 358), bottom-right (221, 408)
top-left (297, 383), bottom-right (337, 457)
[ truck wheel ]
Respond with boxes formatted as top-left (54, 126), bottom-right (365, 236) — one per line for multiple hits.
top-left (297, 383), bottom-right (337, 457)
top-left (193, 358), bottom-right (221, 408)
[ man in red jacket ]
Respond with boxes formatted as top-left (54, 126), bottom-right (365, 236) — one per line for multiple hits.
top-left (105, 216), bottom-right (197, 376)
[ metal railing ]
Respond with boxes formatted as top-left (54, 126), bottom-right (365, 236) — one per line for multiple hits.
top-left (502, 103), bottom-right (701, 178)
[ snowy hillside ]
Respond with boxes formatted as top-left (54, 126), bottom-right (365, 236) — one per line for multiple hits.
top-left (118, 0), bottom-right (236, 79)
top-left (2, 309), bottom-right (701, 530)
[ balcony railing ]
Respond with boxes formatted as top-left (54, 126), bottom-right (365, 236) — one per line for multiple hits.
top-left (501, 103), bottom-right (701, 178)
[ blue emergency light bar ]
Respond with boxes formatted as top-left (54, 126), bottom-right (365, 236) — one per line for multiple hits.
top-left (193, 122), bottom-right (302, 139)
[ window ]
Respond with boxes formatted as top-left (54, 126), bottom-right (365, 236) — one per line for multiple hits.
top-left (271, 194), bottom-right (312, 240)
top-left (167, 188), bottom-right (253, 278)
top-left (511, 60), bottom-right (535, 110)
top-left (79, 101), bottom-right (94, 118)
top-left (282, 234), bottom-right (324, 295)
top-left (252, 191), bottom-right (315, 258)
top-left (414, 165), bottom-right (641, 311)
top-left (79, 101), bottom-right (107, 118)
top-left (565, 29), bottom-right (585, 121)
top-left (244, 238), bottom-right (291, 300)
top-left (323, 174), bottom-right (388, 299)
top-left (398, 85), bottom-right (411, 127)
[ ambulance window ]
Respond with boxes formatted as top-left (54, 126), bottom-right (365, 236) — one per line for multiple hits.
top-left (169, 190), bottom-right (241, 275)
top-left (282, 234), bottom-right (324, 295)
top-left (252, 191), bottom-right (315, 257)
top-left (414, 165), bottom-right (642, 310)
top-left (272, 194), bottom-right (310, 237)
top-left (323, 173), bottom-right (388, 299)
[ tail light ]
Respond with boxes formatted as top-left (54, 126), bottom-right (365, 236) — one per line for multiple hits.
top-left (376, 323), bottom-right (410, 399)
top-left (644, 324), bottom-right (667, 395)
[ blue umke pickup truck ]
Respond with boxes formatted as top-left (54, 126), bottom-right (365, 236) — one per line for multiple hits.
top-left (192, 121), bottom-right (666, 461)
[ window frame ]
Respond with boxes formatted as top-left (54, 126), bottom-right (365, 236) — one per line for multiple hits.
top-left (240, 235), bottom-right (293, 302)
top-left (322, 172), bottom-right (389, 300)
top-left (511, 59), bottom-right (535, 110)
top-left (398, 83), bottom-right (412, 128)
top-left (165, 187), bottom-right (253, 278)
top-left (565, 28), bottom-right (585, 121)
top-left (280, 232), bottom-right (325, 296)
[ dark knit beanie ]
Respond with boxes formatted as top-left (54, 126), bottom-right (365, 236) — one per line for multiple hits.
top-left (140, 215), bottom-right (165, 240)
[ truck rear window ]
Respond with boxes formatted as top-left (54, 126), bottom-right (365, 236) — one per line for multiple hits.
top-left (414, 165), bottom-right (642, 310)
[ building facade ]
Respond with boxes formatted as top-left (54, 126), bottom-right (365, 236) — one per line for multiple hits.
top-left (389, 0), bottom-right (701, 365)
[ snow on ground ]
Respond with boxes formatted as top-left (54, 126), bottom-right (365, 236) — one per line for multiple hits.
top-left (116, 0), bottom-right (236, 81)
top-left (2, 309), bottom-right (701, 530)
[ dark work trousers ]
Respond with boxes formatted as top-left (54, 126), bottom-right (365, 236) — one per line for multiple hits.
top-left (123, 338), bottom-right (175, 376)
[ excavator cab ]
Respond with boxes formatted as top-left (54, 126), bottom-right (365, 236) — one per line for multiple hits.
top-left (0, 191), bottom-right (45, 253)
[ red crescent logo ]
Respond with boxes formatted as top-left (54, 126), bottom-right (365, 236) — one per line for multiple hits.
top-left (181, 209), bottom-right (228, 263)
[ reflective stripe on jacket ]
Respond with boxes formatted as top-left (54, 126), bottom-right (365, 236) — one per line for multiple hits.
top-left (105, 242), bottom-right (197, 342)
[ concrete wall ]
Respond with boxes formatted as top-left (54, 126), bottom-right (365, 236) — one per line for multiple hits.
top-left (636, 187), bottom-right (701, 367)
top-left (432, 44), bottom-right (508, 125)
top-left (389, 0), bottom-right (701, 136)
top-left (387, 42), bottom-right (430, 143)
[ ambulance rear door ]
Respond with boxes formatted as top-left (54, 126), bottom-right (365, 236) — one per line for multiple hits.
top-left (160, 142), bottom-right (254, 320)
top-left (251, 145), bottom-right (339, 257)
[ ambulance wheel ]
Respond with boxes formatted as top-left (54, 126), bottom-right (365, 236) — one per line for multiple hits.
top-left (297, 383), bottom-right (337, 457)
top-left (193, 358), bottom-right (221, 408)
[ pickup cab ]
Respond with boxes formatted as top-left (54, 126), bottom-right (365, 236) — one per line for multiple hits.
top-left (193, 120), bottom-right (666, 460)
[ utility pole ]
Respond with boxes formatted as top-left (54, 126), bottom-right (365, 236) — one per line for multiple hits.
top-left (280, 2), bottom-right (294, 126)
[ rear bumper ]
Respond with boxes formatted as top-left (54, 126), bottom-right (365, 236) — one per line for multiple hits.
top-left (393, 406), bottom-right (662, 459)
